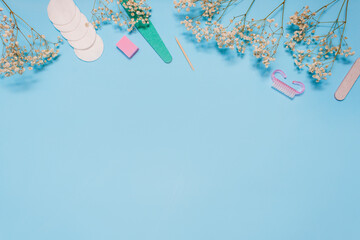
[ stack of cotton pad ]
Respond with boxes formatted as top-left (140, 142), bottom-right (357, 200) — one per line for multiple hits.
top-left (47, 0), bottom-right (103, 62)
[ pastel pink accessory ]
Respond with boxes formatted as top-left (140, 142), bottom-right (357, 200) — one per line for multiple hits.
top-left (116, 36), bottom-right (139, 59)
top-left (271, 69), bottom-right (305, 99)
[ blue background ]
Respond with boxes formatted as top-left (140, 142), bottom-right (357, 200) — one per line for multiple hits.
top-left (1, 0), bottom-right (360, 239)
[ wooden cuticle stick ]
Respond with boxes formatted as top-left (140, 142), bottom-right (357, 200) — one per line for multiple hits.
top-left (175, 37), bottom-right (195, 71)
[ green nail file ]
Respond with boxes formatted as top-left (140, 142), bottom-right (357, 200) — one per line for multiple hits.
top-left (122, 1), bottom-right (172, 63)
top-left (136, 22), bottom-right (172, 63)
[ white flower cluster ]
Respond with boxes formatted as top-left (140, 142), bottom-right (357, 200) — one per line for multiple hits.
top-left (174, 0), bottom-right (285, 68)
top-left (92, 0), bottom-right (151, 32)
top-left (285, 4), bottom-right (355, 82)
top-left (175, 0), bottom-right (355, 83)
top-left (0, 5), bottom-right (60, 77)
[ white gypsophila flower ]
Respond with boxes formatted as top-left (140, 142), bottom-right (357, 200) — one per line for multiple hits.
top-left (285, 1), bottom-right (354, 82)
top-left (91, 0), bottom-right (151, 32)
top-left (174, 0), bottom-right (286, 68)
top-left (0, 1), bottom-right (61, 77)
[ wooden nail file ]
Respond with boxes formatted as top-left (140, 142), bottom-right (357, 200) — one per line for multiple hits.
top-left (335, 58), bottom-right (360, 101)
top-left (122, 0), bottom-right (172, 63)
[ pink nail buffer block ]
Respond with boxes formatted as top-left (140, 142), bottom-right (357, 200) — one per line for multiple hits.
top-left (116, 36), bottom-right (139, 58)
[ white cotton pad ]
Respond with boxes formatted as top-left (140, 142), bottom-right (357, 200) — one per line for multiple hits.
top-left (47, 0), bottom-right (76, 26)
top-left (54, 6), bottom-right (81, 32)
top-left (61, 14), bottom-right (89, 41)
top-left (74, 35), bottom-right (104, 62)
top-left (68, 23), bottom-right (96, 50)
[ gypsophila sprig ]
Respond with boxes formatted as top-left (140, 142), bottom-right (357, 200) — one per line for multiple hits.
top-left (0, 0), bottom-right (61, 77)
top-left (91, 0), bottom-right (151, 32)
top-left (285, 0), bottom-right (354, 82)
top-left (174, 0), bottom-right (287, 68)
